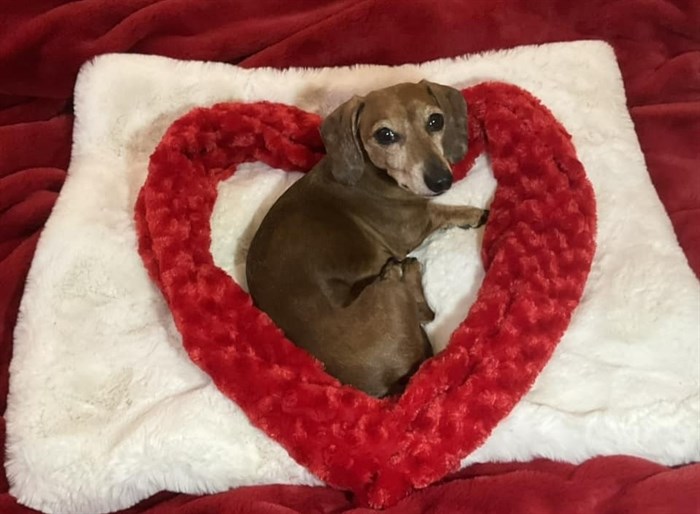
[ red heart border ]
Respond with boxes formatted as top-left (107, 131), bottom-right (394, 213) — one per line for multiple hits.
top-left (135, 82), bottom-right (596, 508)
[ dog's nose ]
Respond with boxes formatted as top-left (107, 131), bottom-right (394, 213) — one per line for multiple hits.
top-left (424, 166), bottom-right (453, 193)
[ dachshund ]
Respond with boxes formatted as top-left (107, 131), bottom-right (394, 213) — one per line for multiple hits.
top-left (246, 81), bottom-right (487, 397)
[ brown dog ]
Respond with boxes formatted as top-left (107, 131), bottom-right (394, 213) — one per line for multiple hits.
top-left (246, 81), bottom-right (487, 397)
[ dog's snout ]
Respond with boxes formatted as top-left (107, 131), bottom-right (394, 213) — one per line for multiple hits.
top-left (424, 161), bottom-right (453, 194)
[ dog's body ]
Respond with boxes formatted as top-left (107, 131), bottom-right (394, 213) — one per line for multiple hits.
top-left (246, 82), bottom-right (486, 397)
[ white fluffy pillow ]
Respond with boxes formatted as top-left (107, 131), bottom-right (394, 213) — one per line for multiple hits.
top-left (6, 41), bottom-right (699, 514)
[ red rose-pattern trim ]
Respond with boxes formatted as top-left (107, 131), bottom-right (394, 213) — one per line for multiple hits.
top-left (135, 82), bottom-right (596, 508)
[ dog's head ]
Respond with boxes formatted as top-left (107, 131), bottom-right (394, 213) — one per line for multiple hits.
top-left (320, 80), bottom-right (468, 196)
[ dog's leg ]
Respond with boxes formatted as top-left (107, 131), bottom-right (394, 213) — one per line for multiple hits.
top-left (428, 204), bottom-right (489, 231)
top-left (399, 257), bottom-right (435, 323)
top-left (330, 266), bottom-right (433, 397)
top-left (379, 258), bottom-right (433, 323)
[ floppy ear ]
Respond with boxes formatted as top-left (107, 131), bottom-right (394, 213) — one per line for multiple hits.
top-left (422, 80), bottom-right (468, 163)
top-left (320, 95), bottom-right (365, 185)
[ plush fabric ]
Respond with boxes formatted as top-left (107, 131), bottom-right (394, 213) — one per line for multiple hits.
top-left (135, 84), bottom-right (596, 507)
top-left (1, 1), bottom-right (699, 514)
top-left (5, 42), bottom-right (699, 513)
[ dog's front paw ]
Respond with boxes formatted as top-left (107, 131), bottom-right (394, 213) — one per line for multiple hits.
top-left (476, 208), bottom-right (489, 228)
top-left (457, 208), bottom-right (489, 229)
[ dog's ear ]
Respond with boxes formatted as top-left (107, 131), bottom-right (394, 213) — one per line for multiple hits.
top-left (421, 80), bottom-right (468, 164)
top-left (320, 95), bottom-right (365, 185)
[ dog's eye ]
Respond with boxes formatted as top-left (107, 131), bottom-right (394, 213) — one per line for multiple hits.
top-left (426, 113), bottom-right (444, 132)
top-left (374, 127), bottom-right (399, 145)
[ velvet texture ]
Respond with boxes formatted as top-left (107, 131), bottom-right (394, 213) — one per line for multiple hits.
top-left (134, 83), bottom-right (596, 508)
top-left (1, 1), bottom-right (698, 513)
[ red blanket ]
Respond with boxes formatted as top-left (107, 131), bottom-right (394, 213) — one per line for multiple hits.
top-left (1, 1), bottom-right (698, 512)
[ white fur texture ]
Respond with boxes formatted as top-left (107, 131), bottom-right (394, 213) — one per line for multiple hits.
top-left (6, 41), bottom-right (699, 514)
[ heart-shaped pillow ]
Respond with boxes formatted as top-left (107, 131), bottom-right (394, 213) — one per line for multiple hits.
top-left (135, 82), bottom-right (596, 508)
